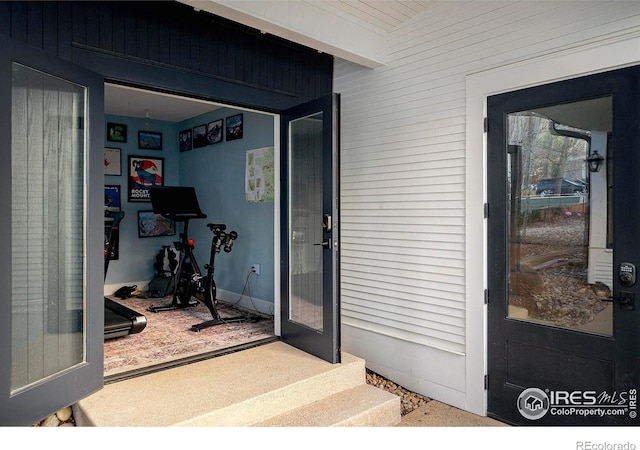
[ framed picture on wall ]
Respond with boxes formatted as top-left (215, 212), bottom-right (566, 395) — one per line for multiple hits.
top-left (137, 210), bottom-right (176, 238)
top-left (128, 155), bottom-right (164, 202)
top-left (107, 122), bottom-right (127, 143)
top-left (207, 119), bottom-right (223, 145)
top-left (179, 129), bottom-right (192, 152)
top-left (138, 130), bottom-right (163, 150)
top-left (104, 147), bottom-right (121, 176)
top-left (104, 185), bottom-right (122, 260)
top-left (104, 185), bottom-right (121, 217)
top-left (193, 124), bottom-right (208, 148)
top-left (226, 113), bottom-right (243, 141)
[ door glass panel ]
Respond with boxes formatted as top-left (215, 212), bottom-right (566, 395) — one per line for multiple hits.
top-left (11, 63), bottom-right (86, 393)
top-left (289, 112), bottom-right (324, 331)
top-left (506, 97), bottom-right (613, 336)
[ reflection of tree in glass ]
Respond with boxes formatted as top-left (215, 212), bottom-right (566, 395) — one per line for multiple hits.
top-left (508, 113), bottom-right (588, 194)
top-left (506, 112), bottom-right (608, 332)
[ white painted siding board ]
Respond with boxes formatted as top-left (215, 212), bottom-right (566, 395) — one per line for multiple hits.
top-left (343, 270), bottom-right (464, 292)
top-left (344, 290), bottom-right (465, 319)
top-left (340, 138), bottom-right (464, 160)
top-left (342, 148), bottom-right (465, 167)
top-left (343, 261), bottom-right (464, 285)
top-left (344, 318), bottom-right (466, 355)
top-left (343, 188), bottom-right (464, 200)
top-left (342, 192), bottom-right (464, 202)
top-left (339, 80), bottom-right (465, 113)
top-left (342, 280), bottom-right (463, 307)
top-left (343, 326), bottom-right (467, 407)
top-left (342, 252), bottom-right (464, 270)
top-left (341, 240), bottom-right (464, 256)
top-left (343, 314), bottom-right (465, 351)
top-left (342, 172), bottom-right (465, 190)
top-left (344, 305), bottom-right (465, 342)
top-left (345, 299), bottom-right (465, 329)
top-left (336, 0), bottom-right (640, 413)
top-left (343, 235), bottom-right (464, 251)
top-left (343, 274), bottom-right (464, 301)
top-left (344, 209), bottom-right (463, 219)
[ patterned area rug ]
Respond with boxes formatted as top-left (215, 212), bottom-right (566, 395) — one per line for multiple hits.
top-left (104, 295), bottom-right (274, 375)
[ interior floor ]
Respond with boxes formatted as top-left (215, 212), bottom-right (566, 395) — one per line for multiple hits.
top-left (104, 295), bottom-right (274, 378)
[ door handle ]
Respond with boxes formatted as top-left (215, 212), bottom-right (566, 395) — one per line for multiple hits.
top-left (313, 239), bottom-right (332, 249)
top-left (602, 291), bottom-right (635, 311)
top-left (322, 214), bottom-right (332, 233)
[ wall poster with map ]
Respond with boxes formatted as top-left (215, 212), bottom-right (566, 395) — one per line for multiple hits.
top-left (245, 146), bottom-right (274, 203)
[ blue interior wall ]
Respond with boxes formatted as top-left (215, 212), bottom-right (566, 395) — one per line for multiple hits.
top-left (104, 114), bottom-right (180, 287)
top-left (104, 109), bottom-right (275, 305)
top-left (178, 109), bottom-right (275, 304)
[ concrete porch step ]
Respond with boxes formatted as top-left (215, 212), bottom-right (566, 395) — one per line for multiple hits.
top-left (74, 341), bottom-right (400, 427)
top-left (254, 383), bottom-right (400, 427)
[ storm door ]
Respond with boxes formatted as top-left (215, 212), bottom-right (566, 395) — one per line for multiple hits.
top-left (487, 66), bottom-right (640, 425)
top-left (280, 94), bottom-right (340, 363)
top-left (0, 35), bottom-right (104, 425)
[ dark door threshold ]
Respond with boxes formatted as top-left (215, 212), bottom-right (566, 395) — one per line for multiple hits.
top-left (105, 335), bottom-right (280, 384)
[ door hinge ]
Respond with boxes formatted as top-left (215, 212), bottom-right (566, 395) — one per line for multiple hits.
top-left (484, 289), bottom-right (489, 305)
top-left (484, 374), bottom-right (489, 390)
top-left (484, 203), bottom-right (489, 219)
top-left (483, 117), bottom-right (488, 133)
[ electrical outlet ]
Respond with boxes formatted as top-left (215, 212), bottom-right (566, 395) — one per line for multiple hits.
top-left (251, 264), bottom-right (261, 275)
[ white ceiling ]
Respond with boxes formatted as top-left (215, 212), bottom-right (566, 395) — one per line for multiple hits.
top-left (104, 84), bottom-right (224, 122)
top-left (180, 0), bottom-right (434, 68)
top-left (300, 0), bottom-right (433, 32)
top-left (106, 1), bottom-right (431, 121)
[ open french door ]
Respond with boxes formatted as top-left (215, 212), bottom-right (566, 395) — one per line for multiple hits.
top-left (0, 35), bottom-right (104, 425)
top-left (280, 94), bottom-right (340, 363)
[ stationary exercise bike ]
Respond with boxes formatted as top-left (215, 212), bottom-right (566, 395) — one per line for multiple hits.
top-left (147, 186), bottom-right (246, 332)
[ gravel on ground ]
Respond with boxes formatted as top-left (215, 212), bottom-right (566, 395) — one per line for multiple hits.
top-left (366, 369), bottom-right (431, 415)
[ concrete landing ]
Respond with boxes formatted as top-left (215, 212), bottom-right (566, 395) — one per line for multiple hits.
top-left (74, 341), bottom-right (400, 427)
top-left (398, 400), bottom-right (508, 427)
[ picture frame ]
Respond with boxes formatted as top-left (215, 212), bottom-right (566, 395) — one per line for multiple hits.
top-left (226, 113), bottom-right (243, 141)
top-left (179, 129), bottom-right (192, 152)
top-left (104, 147), bottom-right (121, 176)
top-left (138, 130), bottom-right (163, 150)
top-left (207, 119), bottom-right (223, 145)
top-left (137, 210), bottom-right (176, 238)
top-left (193, 124), bottom-right (208, 148)
top-left (104, 185), bottom-right (121, 260)
top-left (128, 155), bottom-right (164, 202)
top-left (104, 185), bottom-right (122, 217)
top-left (107, 122), bottom-right (127, 143)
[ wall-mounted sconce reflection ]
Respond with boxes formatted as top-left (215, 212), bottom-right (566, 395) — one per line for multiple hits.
top-left (587, 150), bottom-right (605, 173)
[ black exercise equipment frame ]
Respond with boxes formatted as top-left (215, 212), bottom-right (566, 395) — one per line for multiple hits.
top-left (104, 212), bottom-right (147, 339)
top-left (147, 186), bottom-right (246, 332)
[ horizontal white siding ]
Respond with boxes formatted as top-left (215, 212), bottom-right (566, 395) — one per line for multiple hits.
top-left (335, 0), bottom-right (640, 405)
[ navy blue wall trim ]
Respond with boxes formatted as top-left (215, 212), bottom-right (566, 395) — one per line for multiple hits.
top-left (0, 1), bottom-right (333, 111)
